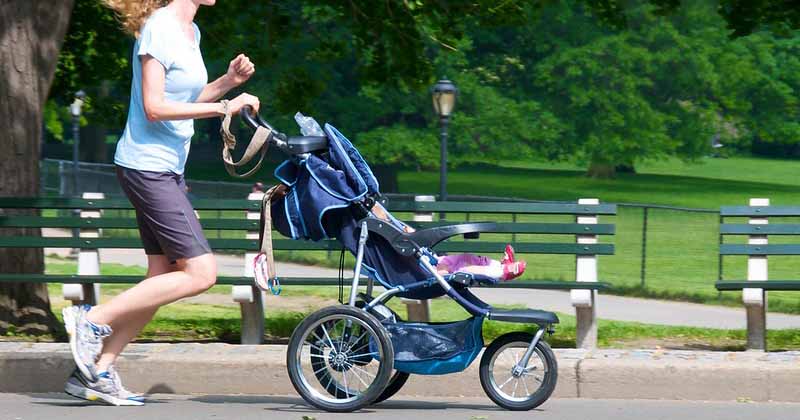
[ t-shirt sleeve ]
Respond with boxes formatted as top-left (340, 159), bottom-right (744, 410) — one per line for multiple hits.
top-left (137, 20), bottom-right (174, 70)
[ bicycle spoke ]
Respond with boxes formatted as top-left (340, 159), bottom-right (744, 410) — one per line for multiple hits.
top-left (320, 324), bottom-right (337, 354)
top-left (313, 363), bottom-right (330, 376)
top-left (497, 374), bottom-right (515, 390)
top-left (349, 364), bottom-right (377, 380)
top-left (344, 362), bottom-right (371, 388)
top-left (522, 373), bottom-right (531, 396)
top-left (341, 366), bottom-right (350, 397)
top-left (346, 351), bottom-right (378, 359)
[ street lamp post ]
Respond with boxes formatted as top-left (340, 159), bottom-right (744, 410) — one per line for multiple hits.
top-left (69, 90), bottom-right (86, 198)
top-left (431, 79), bottom-right (458, 207)
top-left (69, 91), bottom-right (86, 247)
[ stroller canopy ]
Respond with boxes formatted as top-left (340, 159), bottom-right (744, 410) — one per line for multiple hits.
top-left (272, 124), bottom-right (379, 241)
top-left (271, 123), bottom-right (491, 300)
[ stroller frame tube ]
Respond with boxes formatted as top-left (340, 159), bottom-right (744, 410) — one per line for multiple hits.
top-left (348, 221), bottom-right (370, 307)
top-left (513, 327), bottom-right (547, 376)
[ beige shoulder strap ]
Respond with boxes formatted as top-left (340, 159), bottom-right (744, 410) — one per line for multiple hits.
top-left (219, 100), bottom-right (273, 178)
top-left (259, 184), bottom-right (279, 281)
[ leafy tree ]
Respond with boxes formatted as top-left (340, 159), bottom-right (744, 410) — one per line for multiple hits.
top-left (1, 0), bottom-right (74, 337)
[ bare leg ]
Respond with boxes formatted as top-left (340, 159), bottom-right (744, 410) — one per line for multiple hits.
top-left (86, 253), bottom-right (217, 371)
top-left (94, 255), bottom-right (174, 372)
top-left (451, 264), bottom-right (499, 277)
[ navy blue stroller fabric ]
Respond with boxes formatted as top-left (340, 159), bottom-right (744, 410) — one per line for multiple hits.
top-left (271, 124), bottom-right (377, 241)
top-left (270, 123), bottom-right (498, 300)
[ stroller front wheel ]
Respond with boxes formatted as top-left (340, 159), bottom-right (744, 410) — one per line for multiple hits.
top-left (479, 332), bottom-right (558, 411)
top-left (287, 305), bottom-right (394, 412)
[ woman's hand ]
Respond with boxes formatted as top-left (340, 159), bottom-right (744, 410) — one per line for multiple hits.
top-left (225, 54), bottom-right (255, 86)
top-left (228, 93), bottom-right (260, 115)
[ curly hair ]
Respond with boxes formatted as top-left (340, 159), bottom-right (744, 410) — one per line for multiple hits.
top-left (102, 0), bottom-right (170, 37)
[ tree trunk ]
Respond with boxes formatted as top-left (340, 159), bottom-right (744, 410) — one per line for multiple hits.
top-left (587, 162), bottom-right (617, 178)
top-left (0, 0), bottom-right (75, 337)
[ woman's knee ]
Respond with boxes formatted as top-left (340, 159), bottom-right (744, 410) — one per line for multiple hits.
top-left (182, 253), bottom-right (217, 294)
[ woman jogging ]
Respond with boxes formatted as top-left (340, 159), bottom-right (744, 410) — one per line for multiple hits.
top-left (61, 0), bottom-right (259, 406)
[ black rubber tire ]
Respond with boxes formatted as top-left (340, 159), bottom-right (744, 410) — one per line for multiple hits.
top-left (287, 305), bottom-right (394, 413)
top-left (373, 371), bottom-right (411, 404)
top-left (479, 332), bottom-right (558, 411)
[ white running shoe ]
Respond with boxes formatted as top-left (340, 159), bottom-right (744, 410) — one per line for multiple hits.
top-left (64, 368), bottom-right (144, 406)
top-left (63, 305), bottom-right (112, 381)
top-left (108, 365), bottom-right (145, 403)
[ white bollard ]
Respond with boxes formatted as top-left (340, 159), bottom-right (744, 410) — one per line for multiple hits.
top-left (571, 198), bottom-right (599, 349)
top-left (401, 195), bottom-right (435, 322)
top-left (64, 192), bottom-right (103, 306)
top-left (744, 198), bottom-right (769, 351)
top-left (233, 192), bottom-right (266, 344)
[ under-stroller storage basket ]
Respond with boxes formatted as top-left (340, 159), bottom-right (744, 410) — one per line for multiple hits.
top-left (377, 317), bottom-right (484, 375)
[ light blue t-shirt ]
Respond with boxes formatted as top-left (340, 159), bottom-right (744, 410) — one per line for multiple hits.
top-left (114, 8), bottom-right (208, 175)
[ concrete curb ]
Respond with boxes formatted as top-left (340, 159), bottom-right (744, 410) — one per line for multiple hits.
top-left (1, 343), bottom-right (798, 402)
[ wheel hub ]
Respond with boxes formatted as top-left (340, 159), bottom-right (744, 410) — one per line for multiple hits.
top-left (329, 351), bottom-right (350, 372)
top-left (511, 365), bottom-right (526, 377)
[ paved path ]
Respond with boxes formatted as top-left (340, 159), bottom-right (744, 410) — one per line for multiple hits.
top-left (2, 394), bottom-right (798, 420)
top-left (44, 229), bottom-right (800, 329)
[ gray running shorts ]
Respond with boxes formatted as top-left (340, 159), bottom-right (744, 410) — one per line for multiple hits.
top-left (116, 165), bottom-right (212, 263)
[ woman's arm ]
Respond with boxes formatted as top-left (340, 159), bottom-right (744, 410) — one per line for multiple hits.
top-left (141, 55), bottom-right (258, 121)
top-left (196, 54), bottom-right (255, 103)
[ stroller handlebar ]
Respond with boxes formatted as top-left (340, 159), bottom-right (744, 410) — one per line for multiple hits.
top-left (241, 105), bottom-right (289, 144)
top-left (240, 105), bottom-right (331, 156)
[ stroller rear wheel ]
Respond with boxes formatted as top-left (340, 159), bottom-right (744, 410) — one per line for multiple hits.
top-left (479, 332), bottom-right (558, 411)
top-left (287, 305), bottom-right (394, 412)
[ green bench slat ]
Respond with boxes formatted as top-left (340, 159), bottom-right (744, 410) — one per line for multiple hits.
top-left (720, 224), bottom-right (800, 235)
top-left (0, 237), bottom-right (338, 251)
top-left (2, 198), bottom-right (617, 215)
top-left (481, 281), bottom-right (610, 290)
top-left (0, 216), bottom-right (260, 230)
top-left (721, 206), bottom-right (800, 217)
top-left (0, 274), bottom-right (333, 286)
top-left (0, 236), bottom-right (613, 255)
top-left (0, 197), bottom-right (259, 211)
top-left (387, 201), bottom-right (617, 215)
top-left (436, 242), bottom-right (614, 255)
top-left (720, 244), bottom-right (800, 255)
top-left (0, 274), bottom-right (609, 290)
top-left (408, 222), bottom-right (616, 235)
top-left (715, 281), bottom-right (800, 291)
top-left (1, 216), bottom-right (615, 236)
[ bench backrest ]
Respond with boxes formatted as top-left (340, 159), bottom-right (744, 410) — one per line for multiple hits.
top-left (717, 203), bottom-right (800, 291)
top-left (0, 197), bottom-right (616, 256)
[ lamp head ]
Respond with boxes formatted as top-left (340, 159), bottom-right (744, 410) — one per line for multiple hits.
top-left (431, 79), bottom-right (458, 118)
top-left (70, 90), bottom-right (87, 117)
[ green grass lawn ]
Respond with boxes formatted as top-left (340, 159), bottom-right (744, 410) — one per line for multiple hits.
top-left (30, 257), bottom-right (800, 350)
top-left (44, 155), bottom-right (800, 313)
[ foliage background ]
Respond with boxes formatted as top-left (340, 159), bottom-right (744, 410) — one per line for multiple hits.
top-left (46, 0), bottom-right (800, 176)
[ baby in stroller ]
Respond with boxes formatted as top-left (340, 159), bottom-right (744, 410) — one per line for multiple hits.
top-left (369, 202), bottom-right (527, 281)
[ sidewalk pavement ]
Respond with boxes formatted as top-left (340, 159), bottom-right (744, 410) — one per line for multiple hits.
top-left (2, 342), bottom-right (798, 402)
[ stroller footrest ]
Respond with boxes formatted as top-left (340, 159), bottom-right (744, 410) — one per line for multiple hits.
top-left (488, 309), bottom-right (559, 325)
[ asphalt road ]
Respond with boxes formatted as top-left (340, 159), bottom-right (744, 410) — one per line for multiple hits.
top-left (2, 394), bottom-right (799, 420)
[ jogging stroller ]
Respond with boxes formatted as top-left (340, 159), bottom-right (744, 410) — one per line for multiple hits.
top-left (239, 108), bottom-right (559, 412)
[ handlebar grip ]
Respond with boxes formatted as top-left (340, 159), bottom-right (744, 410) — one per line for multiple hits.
top-left (239, 105), bottom-right (288, 143)
top-left (240, 105), bottom-right (259, 130)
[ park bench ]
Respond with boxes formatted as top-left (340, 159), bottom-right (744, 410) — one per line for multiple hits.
top-left (715, 198), bottom-right (800, 350)
top-left (0, 195), bottom-right (615, 348)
